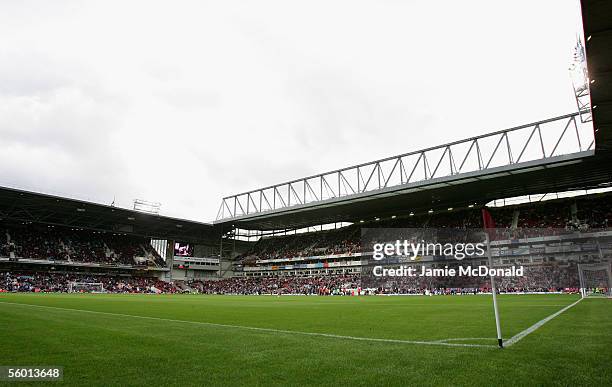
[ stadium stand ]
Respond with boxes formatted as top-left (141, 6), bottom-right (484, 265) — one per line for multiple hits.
top-left (0, 223), bottom-right (166, 267)
top-left (235, 192), bottom-right (612, 265)
top-left (2, 192), bottom-right (609, 295)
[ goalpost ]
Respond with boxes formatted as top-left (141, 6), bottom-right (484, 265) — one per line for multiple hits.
top-left (578, 263), bottom-right (612, 298)
top-left (68, 282), bottom-right (105, 293)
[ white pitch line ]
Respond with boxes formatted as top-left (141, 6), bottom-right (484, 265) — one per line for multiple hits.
top-left (0, 301), bottom-right (496, 349)
top-left (432, 337), bottom-right (495, 343)
top-left (504, 298), bottom-right (583, 347)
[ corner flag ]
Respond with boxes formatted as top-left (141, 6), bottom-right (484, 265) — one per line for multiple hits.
top-left (482, 208), bottom-right (495, 230)
top-left (482, 208), bottom-right (503, 348)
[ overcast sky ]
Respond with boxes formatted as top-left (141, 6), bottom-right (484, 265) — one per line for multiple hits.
top-left (0, 0), bottom-right (585, 222)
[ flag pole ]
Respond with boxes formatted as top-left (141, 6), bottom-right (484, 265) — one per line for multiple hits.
top-left (482, 208), bottom-right (503, 348)
top-left (485, 232), bottom-right (503, 348)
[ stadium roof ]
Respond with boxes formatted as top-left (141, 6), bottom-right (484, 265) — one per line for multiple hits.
top-left (0, 186), bottom-right (223, 243)
top-left (217, 150), bottom-right (609, 230)
top-left (582, 0), bottom-right (612, 151)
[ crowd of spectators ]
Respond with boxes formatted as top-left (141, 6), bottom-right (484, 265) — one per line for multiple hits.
top-left (0, 224), bottom-right (165, 267)
top-left (0, 271), bottom-right (175, 293)
top-left (244, 227), bottom-right (361, 263)
top-left (1, 261), bottom-right (605, 295)
top-left (238, 193), bottom-right (612, 265)
top-left (189, 275), bottom-right (360, 295)
top-left (186, 261), bottom-right (594, 295)
top-left (365, 263), bottom-right (584, 295)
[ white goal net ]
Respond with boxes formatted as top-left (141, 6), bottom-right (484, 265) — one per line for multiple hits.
top-left (578, 263), bottom-right (612, 298)
top-left (68, 282), bottom-right (105, 293)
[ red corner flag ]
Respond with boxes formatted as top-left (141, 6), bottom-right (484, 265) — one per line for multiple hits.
top-left (481, 208), bottom-right (495, 229)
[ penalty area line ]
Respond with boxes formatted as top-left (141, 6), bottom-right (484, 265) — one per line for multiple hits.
top-left (0, 301), bottom-right (496, 349)
top-left (504, 297), bottom-right (583, 347)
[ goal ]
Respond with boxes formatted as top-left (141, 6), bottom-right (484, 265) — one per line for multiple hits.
top-left (578, 263), bottom-right (612, 298)
top-left (68, 282), bottom-right (105, 293)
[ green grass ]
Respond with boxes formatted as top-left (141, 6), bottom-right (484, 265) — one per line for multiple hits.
top-left (0, 293), bottom-right (610, 386)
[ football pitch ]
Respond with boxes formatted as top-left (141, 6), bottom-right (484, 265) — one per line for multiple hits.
top-left (0, 293), bottom-right (610, 386)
